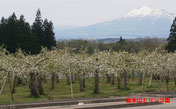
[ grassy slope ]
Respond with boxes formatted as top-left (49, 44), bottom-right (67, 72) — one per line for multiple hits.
top-left (0, 78), bottom-right (176, 105)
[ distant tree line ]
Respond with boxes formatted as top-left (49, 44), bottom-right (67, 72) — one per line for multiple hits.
top-left (57, 37), bottom-right (166, 54)
top-left (0, 9), bottom-right (56, 54)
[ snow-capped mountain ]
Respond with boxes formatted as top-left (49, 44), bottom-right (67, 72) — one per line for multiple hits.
top-left (125, 6), bottom-right (174, 19)
top-left (55, 6), bottom-right (175, 39)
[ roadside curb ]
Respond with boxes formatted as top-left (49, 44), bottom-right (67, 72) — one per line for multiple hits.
top-left (0, 98), bottom-right (127, 109)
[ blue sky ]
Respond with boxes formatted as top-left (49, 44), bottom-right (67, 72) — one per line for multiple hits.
top-left (0, 0), bottom-right (176, 27)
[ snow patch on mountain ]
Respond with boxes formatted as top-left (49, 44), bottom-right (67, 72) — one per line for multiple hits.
top-left (125, 6), bottom-right (174, 19)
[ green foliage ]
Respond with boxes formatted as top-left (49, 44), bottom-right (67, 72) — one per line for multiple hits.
top-left (166, 17), bottom-right (176, 52)
top-left (57, 40), bottom-right (96, 54)
top-left (57, 37), bottom-right (164, 54)
top-left (43, 19), bottom-right (56, 50)
top-left (0, 9), bottom-right (56, 54)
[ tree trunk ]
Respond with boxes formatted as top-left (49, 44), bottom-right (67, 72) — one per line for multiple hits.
top-left (0, 76), bottom-right (7, 95)
top-left (106, 74), bottom-right (111, 83)
top-left (128, 74), bottom-right (130, 82)
top-left (56, 74), bottom-right (59, 83)
top-left (139, 73), bottom-right (142, 85)
top-left (66, 74), bottom-right (70, 84)
top-left (140, 72), bottom-right (145, 92)
top-left (51, 72), bottom-right (55, 90)
top-left (16, 77), bottom-right (22, 86)
top-left (148, 73), bottom-right (153, 87)
top-left (106, 74), bottom-right (108, 83)
top-left (37, 74), bottom-right (44, 95)
top-left (132, 71), bottom-right (135, 81)
top-left (29, 72), bottom-right (40, 97)
top-left (44, 74), bottom-right (47, 83)
top-left (111, 74), bottom-right (115, 85)
top-left (8, 72), bottom-right (14, 102)
top-left (12, 75), bottom-right (17, 94)
top-left (123, 71), bottom-right (128, 90)
top-left (94, 69), bottom-right (99, 94)
top-left (25, 78), bottom-right (28, 85)
top-left (74, 74), bottom-right (77, 80)
top-left (165, 74), bottom-right (169, 91)
top-left (79, 76), bottom-right (84, 91)
top-left (71, 73), bottom-right (75, 82)
top-left (83, 78), bottom-right (86, 88)
top-left (117, 77), bottom-right (121, 89)
top-left (157, 75), bottom-right (161, 92)
top-left (173, 73), bottom-right (176, 86)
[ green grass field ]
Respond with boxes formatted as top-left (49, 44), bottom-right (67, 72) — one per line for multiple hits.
top-left (0, 78), bottom-right (176, 105)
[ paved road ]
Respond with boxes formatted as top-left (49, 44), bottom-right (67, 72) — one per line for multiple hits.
top-left (26, 101), bottom-right (128, 109)
top-left (26, 98), bottom-right (176, 109)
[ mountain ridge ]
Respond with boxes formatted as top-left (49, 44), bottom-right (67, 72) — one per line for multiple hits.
top-left (55, 6), bottom-right (175, 39)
